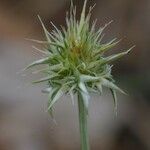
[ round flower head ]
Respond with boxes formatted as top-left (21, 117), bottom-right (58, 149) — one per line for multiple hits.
top-left (26, 0), bottom-right (134, 114)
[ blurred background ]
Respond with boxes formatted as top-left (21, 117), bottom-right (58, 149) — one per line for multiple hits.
top-left (0, 0), bottom-right (149, 150)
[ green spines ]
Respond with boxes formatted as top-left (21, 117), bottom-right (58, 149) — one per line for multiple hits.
top-left (26, 0), bottom-right (133, 127)
top-left (26, 0), bottom-right (133, 113)
top-left (25, 1), bottom-right (133, 150)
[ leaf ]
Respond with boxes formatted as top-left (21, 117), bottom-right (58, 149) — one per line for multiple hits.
top-left (47, 87), bottom-right (63, 110)
top-left (46, 88), bottom-right (56, 120)
top-left (50, 21), bottom-right (64, 40)
top-left (88, 86), bottom-right (97, 93)
top-left (47, 88), bottom-right (56, 110)
top-left (80, 74), bottom-right (100, 82)
top-left (32, 46), bottom-right (50, 55)
top-left (26, 38), bottom-right (64, 49)
top-left (95, 38), bottom-right (121, 55)
top-left (94, 20), bottom-right (113, 42)
top-left (24, 57), bottom-right (50, 70)
top-left (49, 63), bottom-right (63, 71)
top-left (79, 81), bottom-right (88, 93)
top-left (38, 15), bottom-right (51, 43)
top-left (32, 74), bottom-right (58, 84)
top-left (79, 0), bottom-right (87, 32)
top-left (96, 82), bottom-right (103, 94)
top-left (100, 77), bottom-right (126, 94)
top-left (31, 68), bottom-right (49, 74)
top-left (38, 15), bottom-right (64, 49)
top-left (110, 89), bottom-right (118, 115)
top-left (101, 46), bottom-right (135, 65)
top-left (25, 38), bottom-right (50, 44)
top-left (48, 107), bottom-right (57, 124)
top-left (68, 85), bottom-right (76, 106)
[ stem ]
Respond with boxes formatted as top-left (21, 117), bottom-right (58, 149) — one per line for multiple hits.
top-left (78, 93), bottom-right (90, 150)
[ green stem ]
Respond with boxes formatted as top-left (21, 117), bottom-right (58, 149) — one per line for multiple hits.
top-left (78, 93), bottom-right (90, 150)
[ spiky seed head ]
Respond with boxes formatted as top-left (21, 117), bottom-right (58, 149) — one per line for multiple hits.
top-left (26, 0), bottom-right (134, 114)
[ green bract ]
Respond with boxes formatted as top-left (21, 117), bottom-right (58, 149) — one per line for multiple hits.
top-left (25, 1), bottom-right (134, 149)
top-left (26, 0), bottom-right (133, 114)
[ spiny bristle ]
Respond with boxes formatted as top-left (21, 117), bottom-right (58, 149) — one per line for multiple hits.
top-left (26, 0), bottom-right (134, 114)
